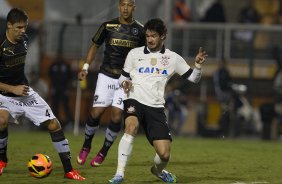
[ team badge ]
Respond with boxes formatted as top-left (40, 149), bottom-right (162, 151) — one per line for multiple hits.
top-left (160, 55), bottom-right (170, 66)
top-left (150, 58), bottom-right (157, 66)
top-left (127, 106), bottom-right (136, 113)
top-left (131, 28), bottom-right (138, 35)
top-left (23, 41), bottom-right (28, 50)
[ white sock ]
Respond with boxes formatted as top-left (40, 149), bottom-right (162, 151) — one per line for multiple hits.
top-left (116, 133), bottom-right (134, 177)
top-left (153, 153), bottom-right (168, 175)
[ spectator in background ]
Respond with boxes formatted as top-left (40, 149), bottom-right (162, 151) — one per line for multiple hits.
top-left (172, 0), bottom-right (191, 55)
top-left (29, 70), bottom-right (48, 100)
top-left (260, 47), bottom-right (282, 139)
top-left (173, 0), bottom-right (191, 22)
top-left (213, 58), bottom-right (232, 136)
top-left (238, 0), bottom-right (260, 23)
top-left (49, 52), bottom-right (72, 128)
top-left (166, 89), bottom-right (188, 135)
top-left (234, 0), bottom-right (261, 45)
top-left (201, 0), bottom-right (226, 22)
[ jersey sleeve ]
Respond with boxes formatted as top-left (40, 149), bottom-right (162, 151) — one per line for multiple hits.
top-left (123, 49), bottom-right (135, 73)
top-left (174, 53), bottom-right (190, 76)
top-left (92, 22), bottom-right (107, 46)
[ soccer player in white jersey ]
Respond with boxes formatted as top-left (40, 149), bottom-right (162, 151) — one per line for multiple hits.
top-left (109, 18), bottom-right (207, 184)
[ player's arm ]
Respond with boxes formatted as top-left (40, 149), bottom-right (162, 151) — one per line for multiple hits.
top-left (0, 82), bottom-right (29, 96)
top-left (118, 50), bottom-right (135, 93)
top-left (78, 43), bottom-right (99, 81)
top-left (177, 47), bottom-right (207, 83)
top-left (119, 71), bottom-right (132, 93)
top-left (79, 23), bottom-right (106, 81)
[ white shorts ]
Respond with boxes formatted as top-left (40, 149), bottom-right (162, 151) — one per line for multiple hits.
top-left (93, 73), bottom-right (124, 110)
top-left (0, 88), bottom-right (56, 126)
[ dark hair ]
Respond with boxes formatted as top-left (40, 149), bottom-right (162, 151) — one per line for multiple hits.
top-left (119, 0), bottom-right (135, 4)
top-left (144, 18), bottom-right (167, 37)
top-left (6, 8), bottom-right (28, 24)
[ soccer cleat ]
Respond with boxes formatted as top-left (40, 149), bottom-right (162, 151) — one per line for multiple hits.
top-left (151, 166), bottom-right (178, 183)
top-left (108, 175), bottom-right (124, 184)
top-left (64, 169), bottom-right (85, 180)
top-left (0, 160), bottom-right (7, 176)
top-left (90, 152), bottom-right (105, 167)
top-left (77, 147), bottom-right (90, 165)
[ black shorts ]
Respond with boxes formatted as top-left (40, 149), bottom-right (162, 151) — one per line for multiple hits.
top-left (124, 99), bottom-right (172, 145)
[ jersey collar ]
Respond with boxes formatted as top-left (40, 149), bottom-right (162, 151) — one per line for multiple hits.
top-left (144, 45), bottom-right (166, 54)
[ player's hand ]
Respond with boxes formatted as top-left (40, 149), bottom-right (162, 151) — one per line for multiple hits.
top-left (195, 47), bottom-right (208, 65)
top-left (12, 85), bottom-right (29, 96)
top-left (121, 80), bottom-right (132, 93)
top-left (78, 70), bottom-right (88, 81)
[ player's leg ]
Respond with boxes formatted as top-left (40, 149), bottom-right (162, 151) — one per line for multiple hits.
top-left (77, 106), bottom-right (106, 165)
top-left (46, 119), bottom-right (84, 180)
top-left (24, 89), bottom-right (85, 180)
top-left (77, 73), bottom-right (113, 165)
top-left (109, 116), bottom-right (138, 184)
top-left (109, 99), bottom-right (140, 184)
top-left (0, 109), bottom-right (9, 175)
top-left (151, 140), bottom-right (170, 174)
top-left (145, 106), bottom-right (177, 183)
top-left (151, 141), bottom-right (177, 183)
top-left (91, 83), bottom-right (123, 167)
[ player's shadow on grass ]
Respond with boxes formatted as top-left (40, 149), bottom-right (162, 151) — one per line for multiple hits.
top-left (188, 176), bottom-right (245, 183)
top-left (172, 160), bottom-right (222, 166)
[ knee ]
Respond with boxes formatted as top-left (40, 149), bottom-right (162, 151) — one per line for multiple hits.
top-left (125, 121), bottom-right (138, 135)
top-left (158, 151), bottom-right (170, 162)
top-left (90, 108), bottom-right (104, 119)
top-left (111, 109), bottom-right (122, 123)
top-left (46, 119), bottom-right (61, 132)
top-left (0, 117), bottom-right (8, 131)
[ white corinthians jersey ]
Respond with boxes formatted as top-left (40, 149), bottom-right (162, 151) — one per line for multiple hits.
top-left (123, 46), bottom-right (202, 107)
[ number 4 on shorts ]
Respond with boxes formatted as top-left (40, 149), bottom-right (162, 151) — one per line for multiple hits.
top-left (45, 109), bottom-right (51, 117)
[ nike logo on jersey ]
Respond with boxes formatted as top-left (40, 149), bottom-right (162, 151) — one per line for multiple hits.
top-left (138, 58), bottom-right (144, 61)
top-left (138, 67), bottom-right (168, 75)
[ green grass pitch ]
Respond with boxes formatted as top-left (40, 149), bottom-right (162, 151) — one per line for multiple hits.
top-left (1, 130), bottom-right (282, 184)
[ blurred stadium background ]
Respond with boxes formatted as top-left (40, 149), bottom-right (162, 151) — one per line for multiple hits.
top-left (1, 0), bottom-right (282, 140)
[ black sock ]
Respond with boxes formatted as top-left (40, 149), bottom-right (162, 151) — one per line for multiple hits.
top-left (50, 129), bottom-right (72, 173)
top-left (99, 121), bottom-right (121, 156)
top-left (83, 116), bottom-right (99, 148)
top-left (0, 128), bottom-right (8, 163)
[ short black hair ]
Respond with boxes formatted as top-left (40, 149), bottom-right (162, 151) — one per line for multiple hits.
top-left (144, 18), bottom-right (167, 37)
top-left (119, 0), bottom-right (135, 4)
top-left (6, 8), bottom-right (28, 24)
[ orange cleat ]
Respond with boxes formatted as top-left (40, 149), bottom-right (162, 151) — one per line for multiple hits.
top-left (65, 169), bottom-right (85, 180)
top-left (0, 160), bottom-right (7, 176)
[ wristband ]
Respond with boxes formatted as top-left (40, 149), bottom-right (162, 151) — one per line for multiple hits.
top-left (82, 63), bottom-right (89, 71)
top-left (195, 62), bottom-right (202, 69)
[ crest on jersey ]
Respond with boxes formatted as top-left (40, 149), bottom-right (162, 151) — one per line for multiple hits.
top-left (23, 41), bottom-right (28, 50)
top-left (127, 106), bottom-right (136, 113)
top-left (150, 58), bottom-right (157, 66)
top-left (160, 55), bottom-right (170, 66)
top-left (131, 28), bottom-right (138, 35)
